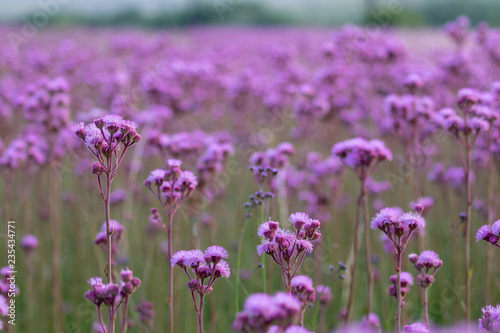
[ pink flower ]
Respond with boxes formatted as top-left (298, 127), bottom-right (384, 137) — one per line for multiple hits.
top-left (171, 250), bottom-right (190, 268)
top-left (204, 246), bottom-right (228, 264)
top-left (213, 260), bottom-right (231, 278)
top-left (404, 322), bottom-right (428, 332)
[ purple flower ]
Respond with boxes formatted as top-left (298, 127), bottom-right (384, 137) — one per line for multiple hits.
top-left (185, 249), bottom-right (205, 268)
top-left (492, 220), bottom-right (500, 236)
top-left (476, 225), bottom-right (492, 242)
top-left (400, 212), bottom-right (426, 230)
top-left (404, 322), bottom-right (428, 332)
top-left (145, 169), bottom-right (166, 187)
top-left (361, 313), bottom-right (380, 330)
top-left (21, 234), bottom-right (39, 253)
top-left (213, 260), bottom-right (231, 278)
top-left (0, 295), bottom-right (8, 316)
top-left (177, 170), bottom-right (198, 190)
top-left (257, 221), bottom-right (279, 240)
top-left (291, 275), bottom-right (313, 290)
top-left (370, 207), bottom-right (402, 229)
top-left (120, 267), bottom-right (133, 283)
top-left (417, 250), bottom-right (442, 269)
top-left (242, 293), bottom-right (277, 322)
top-left (479, 305), bottom-right (500, 332)
top-left (289, 212), bottom-right (309, 231)
top-left (295, 239), bottom-right (314, 253)
top-left (390, 272), bottom-right (414, 286)
top-left (273, 291), bottom-right (301, 318)
top-left (204, 245), bottom-right (228, 264)
top-left (170, 250), bottom-right (190, 268)
top-left (316, 285), bottom-right (333, 306)
top-left (257, 240), bottom-right (278, 256)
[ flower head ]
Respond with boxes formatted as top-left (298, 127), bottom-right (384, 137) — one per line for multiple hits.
top-left (400, 212), bottom-right (426, 230)
top-left (171, 250), bottom-right (190, 268)
top-left (404, 322), bottom-right (428, 333)
top-left (204, 245), bottom-right (228, 264)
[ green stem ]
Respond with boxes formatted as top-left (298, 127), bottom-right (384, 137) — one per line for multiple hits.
top-left (261, 205), bottom-right (267, 293)
top-left (235, 215), bottom-right (251, 314)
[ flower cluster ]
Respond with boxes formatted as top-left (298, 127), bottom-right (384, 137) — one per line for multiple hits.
top-left (389, 272), bottom-right (414, 307)
top-left (0, 267), bottom-right (19, 330)
top-left (437, 88), bottom-right (496, 139)
top-left (171, 246), bottom-right (230, 332)
top-left (371, 207), bottom-right (426, 255)
top-left (84, 268), bottom-right (141, 315)
top-left (233, 292), bottom-right (302, 332)
top-left (135, 300), bottom-right (155, 332)
top-left (249, 142), bottom-right (295, 185)
top-left (72, 114), bottom-right (141, 175)
top-left (144, 159), bottom-right (198, 211)
top-left (332, 137), bottom-right (392, 178)
top-left (408, 250), bottom-right (443, 288)
top-left (22, 77), bottom-right (71, 135)
top-left (256, 213), bottom-right (321, 292)
top-left (476, 220), bottom-right (500, 247)
top-left (243, 191), bottom-right (275, 217)
top-left (479, 305), bottom-right (500, 332)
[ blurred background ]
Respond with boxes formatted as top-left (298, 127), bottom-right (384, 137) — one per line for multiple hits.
top-left (1, 0), bottom-right (499, 27)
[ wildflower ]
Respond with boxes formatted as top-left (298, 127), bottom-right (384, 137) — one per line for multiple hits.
top-left (256, 213), bottom-right (321, 292)
top-left (404, 322), bottom-right (428, 333)
top-left (233, 292), bottom-right (302, 332)
top-left (479, 305), bottom-right (500, 332)
top-left (21, 234), bottom-right (39, 253)
top-left (173, 246), bottom-right (230, 333)
top-left (316, 285), bottom-right (333, 306)
top-left (204, 245), bottom-right (229, 264)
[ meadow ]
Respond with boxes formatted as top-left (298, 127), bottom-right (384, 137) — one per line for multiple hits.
top-left (1, 16), bottom-right (500, 333)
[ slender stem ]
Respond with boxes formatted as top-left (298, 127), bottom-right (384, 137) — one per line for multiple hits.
top-left (108, 304), bottom-right (115, 333)
top-left (299, 309), bottom-right (305, 327)
top-left (168, 208), bottom-right (174, 333)
top-left (345, 181), bottom-right (363, 324)
top-left (423, 288), bottom-right (429, 329)
top-left (235, 215), bottom-right (251, 314)
top-left (121, 296), bottom-right (129, 333)
top-left (260, 205), bottom-right (267, 293)
top-left (396, 250), bottom-right (402, 333)
top-left (49, 163), bottom-right (63, 331)
top-left (98, 306), bottom-right (108, 333)
top-left (484, 134), bottom-right (495, 304)
top-left (464, 133), bottom-right (472, 325)
top-left (362, 178), bottom-right (373, 315)
top-left (198, 294), bottom-right (205, 333)
top-left (104, 170), bottom-right (115, 333)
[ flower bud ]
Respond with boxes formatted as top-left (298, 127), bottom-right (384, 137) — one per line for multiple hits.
top-left (94, 118), bottom-right (105, 129)
top-left (84, 290), bottom-right (98, 303)
top-left (197, 266), bottom-right (212, 280)
top-left (92, 162), bottom-right (105, 176)
top-left (309, 219), bottom-right (320, 230)
top-left (107, 284), bottom-right (120, 296)
top-left (414, 204), bottom-right (424, 214)
top-left (408, 253), bottom-right (418, 264)
top-left (186, 279), bottom-right (199, 291)
top-left (122, 282), bottom-right (134, 294)
top-left (120, 268), bottom-right (133, 283)
top-left (131, 278), bottom-right (141, 288)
